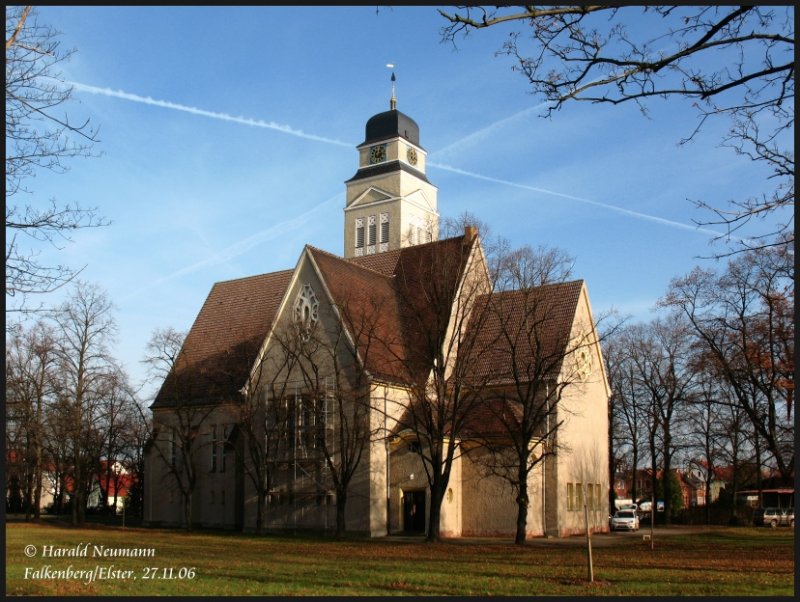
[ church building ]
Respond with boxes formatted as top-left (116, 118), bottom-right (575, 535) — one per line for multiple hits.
top-left (144, 90), bottom-right (611, 539)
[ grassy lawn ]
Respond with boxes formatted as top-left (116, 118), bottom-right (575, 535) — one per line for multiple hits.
top-left (5, 521), bottom-right (794, 596)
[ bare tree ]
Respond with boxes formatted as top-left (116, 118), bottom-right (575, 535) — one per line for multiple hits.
top-left (50, 281), bottom-right (117, 524)
top-left (604, 328), bottom-right (647, 507)
top-left (462, 241), bottom-right (598, 545)
top-left (5, 6), bottom-right (108, 313)
top-left (440, 6), bottom-right (794, 254)
top-left (120, 397), bottom-right (152, 520)
top-left (384, 228), bottom-right (494, 542)
top-left (5, 319), bottom-right (59, 519)
top-left (714, 395), bottom-right (753, 521)
top-left (466, 285), bottom-right (588, 544)
top-left (683, 369), bottom-right (728, 524)
top-left (237, 338), bottom-right (296, 535)
top-left (143, 327), bottom-right (215, 530)
top-left (662, 244), bottom-right (794, 480)
top-left (93, 366), bottom-right (138, 515)
top-left (442, 212), bottom-right (575, 287)
top-left (616, 316), bottom-right (697, 523)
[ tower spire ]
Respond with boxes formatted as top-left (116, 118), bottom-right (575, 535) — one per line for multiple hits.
top-left (387, 64), bottom-right (396, 110)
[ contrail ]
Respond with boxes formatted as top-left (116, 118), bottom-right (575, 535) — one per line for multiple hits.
top-left (67, 80), bottom-right (733, 240)
top-left (429, 102), bottom-right (548, 160)
top-left (427, 161), bottom-right (734, 239)
top-left (66, 80), bottom-right (352, 147)
top-left (126, 192), bottom-right (343, 299)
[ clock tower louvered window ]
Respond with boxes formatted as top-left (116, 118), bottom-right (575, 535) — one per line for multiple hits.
top-left (379, 213), bottom-right (389, 252)
top-left (367, 215), bottom-right (377, 255)
top-left (355, 217), bottom-right (365, 256)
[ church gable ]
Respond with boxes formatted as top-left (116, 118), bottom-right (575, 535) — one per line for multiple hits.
top-left (402, 188), bottom-right (436, 214)
top-left (565, 283), bottom-right (611, 396)
top-left (252, 250), bottom-right (339, 385)
top-left (348, 186), bottom-right (394, 210)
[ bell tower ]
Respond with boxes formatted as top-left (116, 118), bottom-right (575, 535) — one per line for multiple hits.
top-left (344, 75), bottom-right (438, 258)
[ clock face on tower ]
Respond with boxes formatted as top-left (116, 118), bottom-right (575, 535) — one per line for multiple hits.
top-left (369, 144), bottom-right (387, 164)
top-left (406, 146), bottom-right (418, 166)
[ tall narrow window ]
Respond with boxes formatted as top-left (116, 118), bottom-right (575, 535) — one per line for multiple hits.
top-left (221, 425), bottom-right (228, 472)
top-left (355, 218), bottom-right (365, 249)
top-left (380, 213), bottom-right (389, 242)
top-left (367, 215), bottom-right (377, 254)
top-left (368, 215), bottom-right (377, 245)
top-left (587, 483), bottom-right (594, 510)
top-left (567, 483), bottom-right (574, 511)
top-left (576, 482), bottom-right (583, 508)
top-left (170, 428), bottom-right (177, 468)
top-left (210, 425), bottom-right (217, 472)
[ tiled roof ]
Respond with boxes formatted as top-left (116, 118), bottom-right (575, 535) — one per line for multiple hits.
top-left (311, 233), bottom-right (478, 384)
top-left (151, 270), bottom-right (293, 408)
top-left (464, 280), bottom-right (584, 386)
top-left (152, 234), bottom-right (477, 407)
top-left (392, 235), bottom-right (479, 385)
top-left (348, 248), bottom-right (403, 276)
top-left (151, 238), bottom-right (584, 425)
top-left (308, 246), bottom-right (410, 383)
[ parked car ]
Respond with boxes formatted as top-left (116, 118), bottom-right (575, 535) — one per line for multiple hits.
top-left (610, 509), bottom-right (640, 531)
top-left (753, 507), bottom-right (794, 528)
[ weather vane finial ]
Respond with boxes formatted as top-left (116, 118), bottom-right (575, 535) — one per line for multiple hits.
top-left (387, 64), bottom-right (396, 110)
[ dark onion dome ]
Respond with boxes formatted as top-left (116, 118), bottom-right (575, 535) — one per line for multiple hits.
top-left (362, 109), bottom-right (420, 146)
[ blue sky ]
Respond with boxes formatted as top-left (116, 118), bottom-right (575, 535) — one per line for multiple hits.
top-left (11, 6), bottom-right (790, 398)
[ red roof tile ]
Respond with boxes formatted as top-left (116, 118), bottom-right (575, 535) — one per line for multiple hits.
top-left (309, 233), bottom-right (478, 384)
top-left (464, 280), bottom-right (584, 385)
top-left (308, 246), bottom-right (410, 383)
top-left (348, 248), bottom-right (403, 276)
top-left (152, 270), bottom-right (293, 408)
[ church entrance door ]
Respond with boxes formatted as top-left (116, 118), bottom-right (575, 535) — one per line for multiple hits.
top-left (402, 489), bottom-right (426, 534)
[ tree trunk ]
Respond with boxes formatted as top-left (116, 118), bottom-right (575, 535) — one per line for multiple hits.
top-left (183, 492), bottom-right (192, 530)
top-left (105, 463), bottom-right (114, 515)
top-left (33, 447), bottom-right (42, 520)
top-left (662, 465), bottom-right (672, 524)
top-left (335, 488), bottom-right (347, 538)
top-left (24, 463), bottom-right (34, 521)
top-left (426, 481), bottom-right (447, 542)
top-left (55, 474), bottom-right (65, 514)
top-left (256, 489), bottom-right (265, 535)
top-left (71, 462), bottom-right (82, 525)
top-left (515, 466), bottom-right (529, 545)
